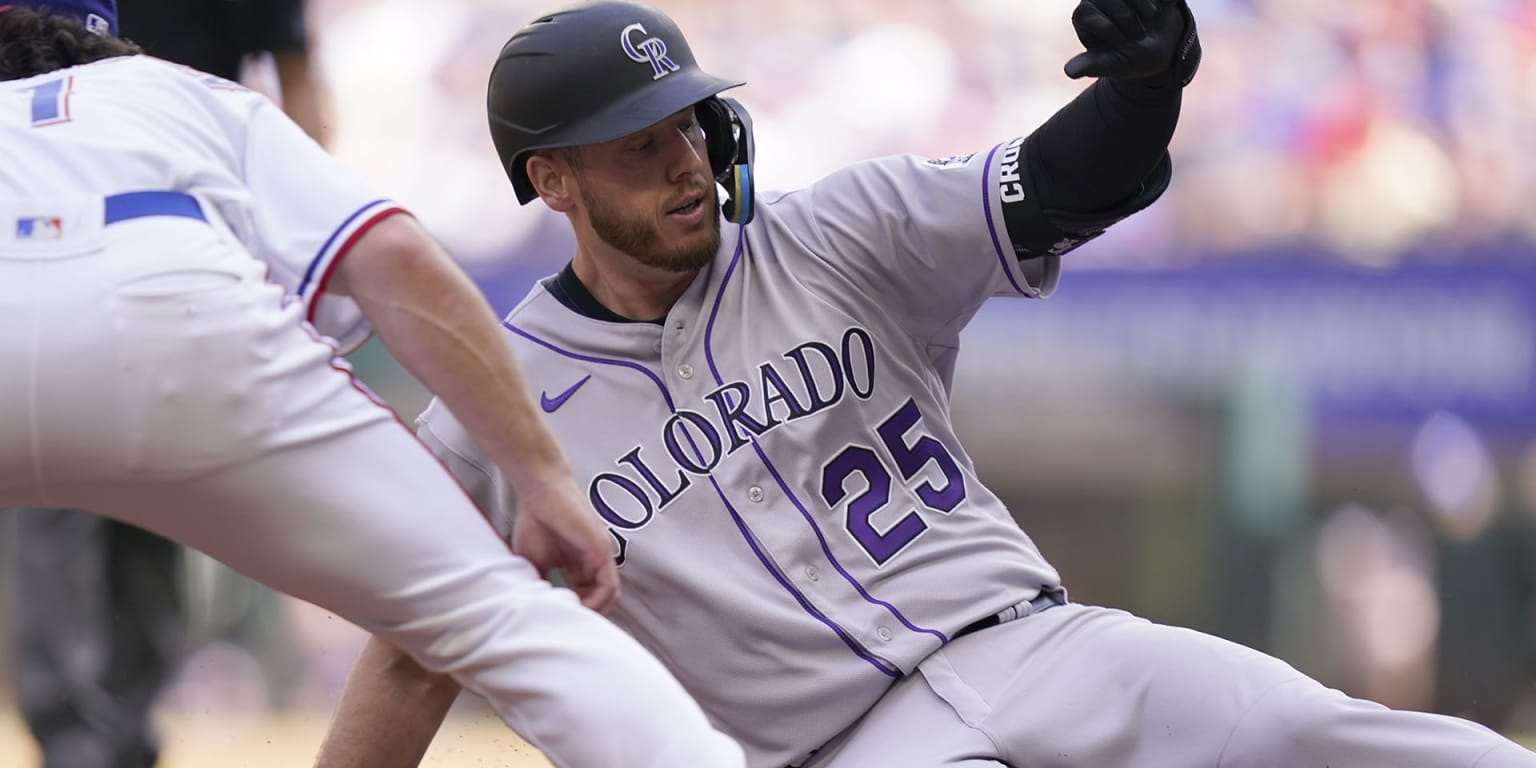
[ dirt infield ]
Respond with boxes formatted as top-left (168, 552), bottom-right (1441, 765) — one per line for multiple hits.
top-left (0, 706), bottom-right (553, 767)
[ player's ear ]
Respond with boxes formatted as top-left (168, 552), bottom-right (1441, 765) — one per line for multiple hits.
top-left (527, 153), bottom-right (576, 213)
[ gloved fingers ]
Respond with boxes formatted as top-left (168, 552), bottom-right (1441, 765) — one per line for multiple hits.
top-left (1071, 1), bottom-right (1127, 47)
top-left (1063, 50), bottom-right (1118, 80)
top-left (1088, 0), bottom-right (1148, 40)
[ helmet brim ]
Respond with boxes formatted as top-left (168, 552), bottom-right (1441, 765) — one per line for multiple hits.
top-left (499, 70), bottom-right (745, 203)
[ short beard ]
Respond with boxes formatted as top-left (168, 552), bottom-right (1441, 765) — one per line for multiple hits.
top-left (579, 182), bottom-right (721, 274)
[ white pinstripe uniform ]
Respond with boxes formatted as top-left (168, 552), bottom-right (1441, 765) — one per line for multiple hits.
top-left (0, 55), bottom-right (743, 767)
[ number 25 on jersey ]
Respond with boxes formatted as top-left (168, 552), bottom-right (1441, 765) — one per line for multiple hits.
top-left (820, 398), bottom-right (966, 566)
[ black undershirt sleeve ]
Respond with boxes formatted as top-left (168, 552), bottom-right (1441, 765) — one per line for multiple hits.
top-left (1025, 72), bottom-right (1182, 217)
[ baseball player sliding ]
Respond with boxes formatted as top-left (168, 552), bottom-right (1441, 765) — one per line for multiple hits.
top-left (0, 3), bottom-right (744, 766)
top-left (319, 1), bottom-right (1536, 767)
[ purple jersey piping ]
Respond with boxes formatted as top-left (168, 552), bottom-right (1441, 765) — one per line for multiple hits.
top-left (297, 198), bottom-right (391, 297)
top-left (980, 142), bottom-right (1030, 296)
top-left (703, 225), bottom-right (949, 645)
top-left (709, 476), bottom-right (899, 677)
top-left (749, 442), bottom-right (946, 643)
top-left (503, 320), bottom-right (676, 411)
top-left (505, 312), bottom-right (897, 675)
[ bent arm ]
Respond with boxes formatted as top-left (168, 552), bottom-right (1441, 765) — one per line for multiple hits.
top-left (994, 73), bottom-right (1183, 263)
top-left (327, 213), bottom-right (572, 497)
top-left (315, 636), bottom-right (460, 768)
top-left (329, 212), bottom-right (618, 609)
top-left (1027, 74), bottom-right (1181, 216)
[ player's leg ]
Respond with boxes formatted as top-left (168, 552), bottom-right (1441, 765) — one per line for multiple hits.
top-left (925, 603), bottom-right (1536, 768)
top-left (803, 661), bottom-right (1008, 768)
top-left (13, 508), bottom-right (128, 768)
top-left (48, 417), bottom-right (743, 768)
top-left (12, 509), bottom-right (173, 768)
top-left (1223, 677), bottom-right (1536, 768)
top-left (102, 517), bottom-right (183, 761)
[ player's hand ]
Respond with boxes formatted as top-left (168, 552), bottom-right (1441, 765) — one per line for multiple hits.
top-left (1063, 0), bottom-right (1201, 85)
top-left (511, 475), bottom-right (620, 614)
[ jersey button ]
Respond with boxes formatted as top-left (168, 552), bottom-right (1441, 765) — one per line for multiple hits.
top-left (748, 486), bottom-right (764, 502)
top-left (805, 566), bottom-right (820, 582)
top-left (678, 364), bottom-right (694, 380)
top-left (652, 340), bottom-right (663, 353)
top-left (876, 627), bottom-right (893, 642)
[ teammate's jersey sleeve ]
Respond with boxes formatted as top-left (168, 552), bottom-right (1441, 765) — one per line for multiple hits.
top-left (233, 94), bottom-right (405, 352)
top-left (787, 141), bottom-right (1059, 346)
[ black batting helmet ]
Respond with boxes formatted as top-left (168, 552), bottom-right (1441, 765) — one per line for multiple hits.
top-left (488, 0), bottom-right (756, 222)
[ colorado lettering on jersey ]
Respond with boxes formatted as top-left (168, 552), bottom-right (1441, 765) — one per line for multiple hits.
top-left (591, 326), bottom-right (876, 564)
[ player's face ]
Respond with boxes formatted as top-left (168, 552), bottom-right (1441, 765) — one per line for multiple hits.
top-left (571, 108), bottom-right (720, 273)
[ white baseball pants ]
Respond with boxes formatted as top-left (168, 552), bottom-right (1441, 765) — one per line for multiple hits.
top-left (0, 196), bottom-right (743, 768)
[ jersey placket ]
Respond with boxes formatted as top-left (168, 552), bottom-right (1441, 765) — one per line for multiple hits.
top-left (668, 234), bottom-right (936, 676)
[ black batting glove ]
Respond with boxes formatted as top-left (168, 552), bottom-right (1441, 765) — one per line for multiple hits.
top-left (1063, 0), bottom-right (1201, 85)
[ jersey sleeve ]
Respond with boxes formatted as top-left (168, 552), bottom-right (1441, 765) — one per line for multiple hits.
top-left (416, 400), bottom-right (518, 539)
top-left (238, 96), bottom-right (406, 353)
top-left (792, 139), bottom-right (1060, 345)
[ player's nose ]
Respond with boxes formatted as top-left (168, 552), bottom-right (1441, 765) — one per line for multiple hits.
top-left (662, 129), bottom-right (709, 183)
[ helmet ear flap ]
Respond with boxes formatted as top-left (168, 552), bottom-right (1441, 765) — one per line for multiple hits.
top-left (696, 96), bottom-right (755, 224)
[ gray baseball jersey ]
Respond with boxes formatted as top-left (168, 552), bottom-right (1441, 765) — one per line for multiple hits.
top-left (419, 136), bottom-right (1536, 768)
top-left (420, 140), bottom-right (1065, 766)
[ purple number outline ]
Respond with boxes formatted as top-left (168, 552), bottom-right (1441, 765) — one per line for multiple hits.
top-left (878, 399), bottom-right (966, 512)
top-left (820, 398), bottom-right (967, 565)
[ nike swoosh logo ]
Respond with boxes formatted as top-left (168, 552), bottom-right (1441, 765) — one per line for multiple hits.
top-left (540, 375), bottom-right (591, 413)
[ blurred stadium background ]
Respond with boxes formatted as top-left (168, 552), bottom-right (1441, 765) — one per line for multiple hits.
top-left (5, 0), bottom-right (1536, 764)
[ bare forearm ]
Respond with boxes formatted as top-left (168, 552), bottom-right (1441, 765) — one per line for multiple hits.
top-left (335, 215), bottom-right (569, 490)
top-left (315, 636), bottom-right (461, 768)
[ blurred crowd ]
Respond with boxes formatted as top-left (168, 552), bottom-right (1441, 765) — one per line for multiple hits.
top-left (299, 0), bottom-right (1536, 278)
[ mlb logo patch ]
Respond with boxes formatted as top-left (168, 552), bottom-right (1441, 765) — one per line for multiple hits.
top-left (84, 13), bottom-right (111, 36)
top-left (16, 217), bottom-right (63, 240)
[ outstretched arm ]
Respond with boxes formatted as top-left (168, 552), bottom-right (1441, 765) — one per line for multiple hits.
top-left (1009, 0), bottom-right (1201, 257)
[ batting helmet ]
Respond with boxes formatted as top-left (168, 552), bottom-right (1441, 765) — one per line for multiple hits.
top-left (488, 0), bottom-right (756, 223)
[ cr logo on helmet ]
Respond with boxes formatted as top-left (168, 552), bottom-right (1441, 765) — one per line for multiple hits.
top-left (622, 23), bottom-right (678, 80)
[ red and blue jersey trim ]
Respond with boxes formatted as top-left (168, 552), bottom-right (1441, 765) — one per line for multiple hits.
top-left (295, 199), bottom-right (406, 325)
